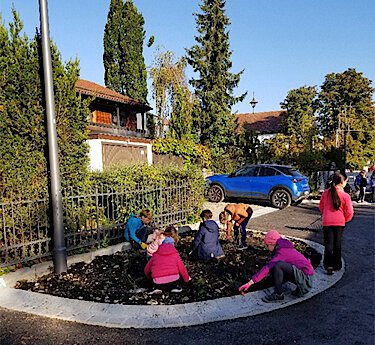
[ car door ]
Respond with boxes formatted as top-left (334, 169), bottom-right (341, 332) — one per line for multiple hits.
top-left (225, 166), bottom-right (259, 198)
top-left (253, 167), bottom-right (280, 199)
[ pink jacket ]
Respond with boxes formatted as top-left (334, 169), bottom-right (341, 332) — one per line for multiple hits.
top-left (251, 238), bottom-right (313, 283)
top-left (319, 187), bottom-right (354, 226)
top-left (144, 243), bottom-right (189, 282)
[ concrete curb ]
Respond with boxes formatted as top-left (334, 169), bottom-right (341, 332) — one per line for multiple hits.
top-left (0, 232), bottom-right (344, 329)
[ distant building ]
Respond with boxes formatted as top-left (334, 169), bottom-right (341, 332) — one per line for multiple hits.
top-left (235, 110), bottom-right (286, 142)
top-left (76, 79), bottom-right (153, 171)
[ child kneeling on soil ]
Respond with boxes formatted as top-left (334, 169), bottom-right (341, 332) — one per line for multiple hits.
top-left (144, 227), bottom-right (189, 294)
top-left (124, 209), bottom-right (152, 249)
top-left (190, 209), bottom-right (225, 260)
top-left (239, 230), bottom-right (314, 303)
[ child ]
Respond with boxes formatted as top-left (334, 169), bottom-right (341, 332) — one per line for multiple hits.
top-left (239, 230), bottom-right (314, 303)
top-left (223, 203), bottom-right (253, 250)
top-left (319, 171), bottom-right (354, 274)
top-left (144, 230), bottom-right (189, 294)
top-left (358, 170), bottom-right (368, 203)
top-left (218, 211), bottom-right (228, 240)
top-left (191, 209), bottom-right (225, 260)
top-left (124, 209), bottom-right (152, 249)
top-left (370, 170), bottom-right (375, 203)
top-left (147, 225), bottom-right (179, 257)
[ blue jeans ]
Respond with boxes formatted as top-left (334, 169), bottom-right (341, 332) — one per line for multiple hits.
top-left (234, 215), bottom-right (251, 246)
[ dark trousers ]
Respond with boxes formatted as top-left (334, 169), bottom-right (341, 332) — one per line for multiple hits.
top-left (135, 227), bottom-right (150, 245)
top-left (270, 261), bottom-right (296, 294)
top-left (359, 186), bottom-right (366, 201)
top-left (323, 226), bottom-right (344, 270)
top-left (154, 278), bottom-right (180, 291)
top-left (372, 187), bottom-right (375, 202)
top-left (234, 209), bottom-right (252, 246)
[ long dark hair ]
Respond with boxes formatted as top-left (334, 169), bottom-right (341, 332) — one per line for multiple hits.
top-left (330, 171), bottom-right (347, 210)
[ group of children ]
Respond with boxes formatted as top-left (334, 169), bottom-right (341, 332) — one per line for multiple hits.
top-left (124, 202), bottom-right (318, 303)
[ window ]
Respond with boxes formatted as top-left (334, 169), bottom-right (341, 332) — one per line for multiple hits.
top-left (275, 166), bottom-right (301, 177)
top-left (258, 167), bottom-right (277, 177)
top-left (233, 166), bottom-right (257, 177)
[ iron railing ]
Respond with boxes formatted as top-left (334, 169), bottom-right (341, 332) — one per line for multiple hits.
top-left (0, 181), bottom-right (195, 268)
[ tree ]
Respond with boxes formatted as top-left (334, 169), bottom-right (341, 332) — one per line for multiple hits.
top-left (318, 68), bottom-right (375, 168)
top-left (0, 10), bottom-right (90, 199)
top-left (150, 48), bottom-right (197, 140)
top-left (186, 0), bottom-right (246, 157)
top-left (103, 0), bottom-right (150, 102)
top-left (280, 86), bottom-right (318, 150)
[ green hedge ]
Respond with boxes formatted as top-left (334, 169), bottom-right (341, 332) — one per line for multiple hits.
top-left (152, 138), bottom-right (211, 169)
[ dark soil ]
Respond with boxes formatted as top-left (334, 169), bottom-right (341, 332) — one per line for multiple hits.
top-left (15, 231), bottom-right (321, 305)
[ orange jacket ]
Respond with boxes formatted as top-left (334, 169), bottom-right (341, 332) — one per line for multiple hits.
top-left (224, 203), bottom-right (253, 221)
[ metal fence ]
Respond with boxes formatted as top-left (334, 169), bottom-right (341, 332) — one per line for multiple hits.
top-left (0, 181), bottom-right (195, 268)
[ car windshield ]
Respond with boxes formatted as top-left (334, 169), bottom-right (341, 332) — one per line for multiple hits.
top-left (274, 166), bottom-right (302, 177)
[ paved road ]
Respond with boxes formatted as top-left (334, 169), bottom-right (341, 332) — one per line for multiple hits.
top-left (0, 202), bottom-right (374, 345)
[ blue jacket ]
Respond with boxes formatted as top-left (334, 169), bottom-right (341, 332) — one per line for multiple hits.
top-left (192, 219), bottom-right (224, 259)
top-left (124, 214), bottom-right (143, 244)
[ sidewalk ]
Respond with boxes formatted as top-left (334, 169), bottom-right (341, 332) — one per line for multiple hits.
top-left (0, 203), bottom-right (345, 329)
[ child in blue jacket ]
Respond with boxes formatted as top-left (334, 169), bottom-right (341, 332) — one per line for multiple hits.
top-left (191, 209), bottom-right (225, 260)
top-left (124, 209), bottom-right (152, 249)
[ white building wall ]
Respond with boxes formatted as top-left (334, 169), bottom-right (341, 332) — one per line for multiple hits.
top-left (87, 138), bottom-right (153, 171)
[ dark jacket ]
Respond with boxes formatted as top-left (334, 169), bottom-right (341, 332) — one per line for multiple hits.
top-left (192, 220), bottom-right (224, 259)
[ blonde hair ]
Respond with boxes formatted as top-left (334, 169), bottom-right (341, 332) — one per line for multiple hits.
top-left (163, 225), bottom-right (179, 244)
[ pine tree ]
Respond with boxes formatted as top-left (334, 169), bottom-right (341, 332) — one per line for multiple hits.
top-left (186, 0), bottom-right (246, 156)
top-left (103, 0), bottom-right (149, 102)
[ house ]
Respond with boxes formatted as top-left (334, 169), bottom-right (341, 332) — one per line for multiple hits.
top-left (235, 110), bottom-right (286, 143)
top-left (76, 79), bottom-right (153, 170)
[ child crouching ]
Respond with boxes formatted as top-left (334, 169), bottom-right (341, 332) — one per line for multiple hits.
top-left (147, 225), bottom-right (179, 257)
top-left (144, 226), bottom-right (189, 294)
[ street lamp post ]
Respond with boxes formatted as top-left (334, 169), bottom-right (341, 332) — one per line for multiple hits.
top-left (249, 92), bottom-right (258, 114)
top-left (39, 0), bottom-right (67, 274)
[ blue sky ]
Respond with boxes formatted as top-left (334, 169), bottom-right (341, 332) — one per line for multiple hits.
top-left (0, 0), bottom-right (374, 114)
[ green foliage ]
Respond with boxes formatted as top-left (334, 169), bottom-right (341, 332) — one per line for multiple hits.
top-left (146, 113), bottom-right (156, 139)
top-left (236, 128), bottom-right (262, 166)
top-left (150, 48), bottom-right (198, 140)
top-left (152, 138), bottom-right (211, 169)
top-left (317, 68), bottom-right (375, 168)
top-left (280, 86), bottom-right (317, 150)
top-left (186, 0), bottom-right (246, 157)
top-left (0, 10), bottom-right (90, 199)
top-left (103, 0), bottom-right (149, 102)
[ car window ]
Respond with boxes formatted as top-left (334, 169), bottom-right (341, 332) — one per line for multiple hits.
top-left (258, 167), bottom-right (277, 177)
top-left (275, 166), bottom-right (302, 177)
top-left (233, 166), bottom-right (257, 177)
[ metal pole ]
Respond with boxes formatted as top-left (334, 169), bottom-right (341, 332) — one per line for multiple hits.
top-left (39, 0), bottom-right (67, 274)
top-left (343, 107), bottom-right (347, 172)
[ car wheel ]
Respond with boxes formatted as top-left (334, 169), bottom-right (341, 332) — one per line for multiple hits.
top-left (207, 185), bottom-right (225, 203)
top-left (271, 189), bottom-right (291, 209)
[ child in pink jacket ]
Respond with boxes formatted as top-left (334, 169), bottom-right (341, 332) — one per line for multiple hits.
top-left (319, 171), bottom-right (353, 275)
top-left (239, 230), bottom-right (314, 303)
top-left (144, 235), bottom-right (189, 294)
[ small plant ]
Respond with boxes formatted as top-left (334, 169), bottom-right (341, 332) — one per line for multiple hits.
top-left (0, 267), bottom-right (16, 276)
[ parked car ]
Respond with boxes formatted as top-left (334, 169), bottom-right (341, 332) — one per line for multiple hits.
top-left (206, 164), bottom-right (310, 209)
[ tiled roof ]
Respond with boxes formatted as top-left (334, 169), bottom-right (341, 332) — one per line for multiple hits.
top-left (76, 79), bottom-right (151, 109)
top-left (235, 110), bottom-right (286, 134)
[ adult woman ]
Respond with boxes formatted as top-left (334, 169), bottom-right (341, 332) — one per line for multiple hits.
top-left (319, 171), bottom-right (354, 275)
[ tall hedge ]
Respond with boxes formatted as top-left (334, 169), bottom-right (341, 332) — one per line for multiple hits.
top-left (0, 10), bottom-right (90, 199)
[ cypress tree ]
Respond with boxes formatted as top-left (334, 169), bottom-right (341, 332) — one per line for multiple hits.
top-left (186, 0), bottom-right (246, 156)
top-left (103, 0), bottom-right (149, 103)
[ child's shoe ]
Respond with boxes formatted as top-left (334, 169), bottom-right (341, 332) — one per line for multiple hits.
top-left (171, 285), bottom-right (183, 293)
top-left (237, 244), bottom-right (248, 250)
top-left (148, 287), bottom-right (162, 295)
top-left (262, 292), bottom-right (284, 303)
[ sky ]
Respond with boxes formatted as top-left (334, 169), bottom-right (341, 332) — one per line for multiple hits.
top-left (0, 0), bottom-right (374, 114)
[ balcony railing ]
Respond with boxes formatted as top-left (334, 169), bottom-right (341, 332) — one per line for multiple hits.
top-left (89, 122), bottom-right (147, 138)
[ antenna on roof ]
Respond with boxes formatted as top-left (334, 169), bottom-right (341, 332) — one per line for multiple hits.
top-left (249, 92), bottom-right (258, 114)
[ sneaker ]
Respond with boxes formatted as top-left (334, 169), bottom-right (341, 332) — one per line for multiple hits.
top-left (292, 288), bottom-right (303, 298)
top-left (237, 245), bottom-right (248, 250)
top-left (262, 292), bottom-right (284, 303)
top-left (171, 285), bottom-right (183, 293)
top-left (326, 267), bottom-right (334, 275)
top-left (148, 288), bottom-right (162, 295)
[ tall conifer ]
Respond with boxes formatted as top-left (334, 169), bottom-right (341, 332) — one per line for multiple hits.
top-left (186, 0), bottom-right (246, 156)
top-left (103, 0), bottom-right (148, 102)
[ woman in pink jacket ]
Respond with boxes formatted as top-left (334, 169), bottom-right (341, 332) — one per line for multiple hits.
top-left (239, 230), bottom-right (314, 303)
top-left (319, 171), bottom-right (353, 275)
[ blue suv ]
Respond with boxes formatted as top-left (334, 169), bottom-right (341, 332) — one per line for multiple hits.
top-left (206, 164), bottom-right (310, 209)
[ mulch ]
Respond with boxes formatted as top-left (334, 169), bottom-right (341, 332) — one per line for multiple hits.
top-left (15, 231), bottom-right (321, 305)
